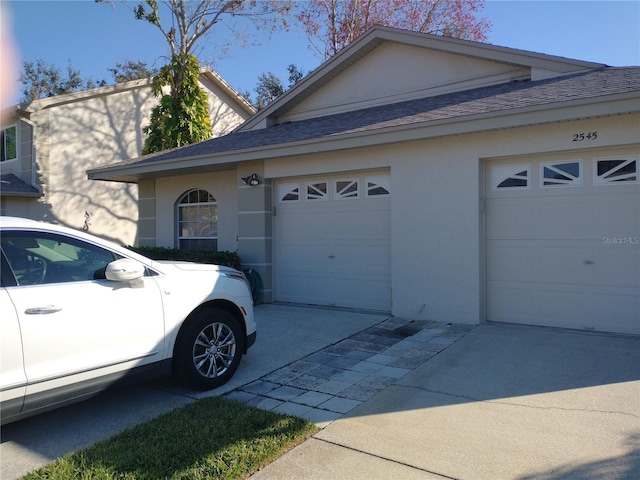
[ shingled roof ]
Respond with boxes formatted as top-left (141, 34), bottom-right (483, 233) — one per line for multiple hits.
top-left (0, 174), bottom-right (41, 197)
top-left (89, 66), bottom-right (640, 178)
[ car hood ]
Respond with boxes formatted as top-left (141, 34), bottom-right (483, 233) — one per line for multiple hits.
top-left (153, 261), bottom-right (238, 274)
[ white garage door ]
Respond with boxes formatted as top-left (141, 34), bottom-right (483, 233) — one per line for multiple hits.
top-left (274, 172), bottom-right (391, 311)
top-left (486, 154), bottom-right (639, 335)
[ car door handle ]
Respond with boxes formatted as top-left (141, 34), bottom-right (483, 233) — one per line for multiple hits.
top-left (25, 305), bottom-right (62, 315)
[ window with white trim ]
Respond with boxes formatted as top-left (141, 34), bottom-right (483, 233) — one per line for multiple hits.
top-left (1, 125), bottom-right (17, 162)
top-left (492, 164), bottom-right (530, 190)
top-left (278, 183), bottom-right (300, 202)
top-left (306, 181), bottom-right (328, 200)
top-left (177, 189), bottom-right (218, 250)
top-left (366, 175), bottom-right (390, 197)
top-left (594, 156), bottom-right (638, 185)
top-left (541, 161), bottom-right (582, 188)
top-left (335, 179), bottom-right (359, 199)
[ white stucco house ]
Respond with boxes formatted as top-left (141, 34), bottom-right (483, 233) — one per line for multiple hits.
top-left (88, 26), bottom-right (639, 335)
top-left (0, 69), bottom-right (255, 245)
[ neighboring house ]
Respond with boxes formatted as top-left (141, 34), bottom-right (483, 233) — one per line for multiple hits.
top-left (0, 69), bottom-right (255, 245)
top-left (89, 26), bottom-right (640, 335)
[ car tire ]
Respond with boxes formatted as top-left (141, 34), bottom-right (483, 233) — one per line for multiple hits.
top-left (174, 308), bottom-right (244, 390)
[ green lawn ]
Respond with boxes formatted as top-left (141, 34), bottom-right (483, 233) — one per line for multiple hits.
top-left (22, 396), bottom-right (318, 480)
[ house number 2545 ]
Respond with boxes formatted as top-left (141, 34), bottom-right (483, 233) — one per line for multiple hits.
top-left (573, 131), bottom-right (598, 141)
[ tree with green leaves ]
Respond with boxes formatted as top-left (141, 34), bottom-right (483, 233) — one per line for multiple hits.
top-left (19, 59), bottom-right (105, 103)
top-left (253, 64), bottom-right (306, 109)
top-left (108, 60), bottom-right (159, 83)
top-left (142, 53), bottom-right (212, 154)
top-left (100, 0), bottom-right (294, 153)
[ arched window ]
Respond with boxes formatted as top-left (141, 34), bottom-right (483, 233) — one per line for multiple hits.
top-left (177, 189), bottom-right (218, 250)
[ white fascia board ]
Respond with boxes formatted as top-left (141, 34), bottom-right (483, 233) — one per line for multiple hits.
top-left (20, 78), bottom-right (154, 113)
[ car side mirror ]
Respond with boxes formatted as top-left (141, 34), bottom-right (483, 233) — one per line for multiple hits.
top-left (105, 258), bottom-right (146, 282)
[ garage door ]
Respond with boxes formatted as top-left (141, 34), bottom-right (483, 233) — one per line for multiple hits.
top-left (486, 154), bottom-right (639, 335)
top-left (274, 172), bottom-right (391, 311)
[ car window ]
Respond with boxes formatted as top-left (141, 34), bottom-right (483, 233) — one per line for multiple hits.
top-left (1, 231), bottom-right (120, 286)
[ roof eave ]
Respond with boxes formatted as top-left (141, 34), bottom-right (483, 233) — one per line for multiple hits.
top-left (0, 190), bottom-right (43, 198)
top-left (200, 68), bottom-right (256, 116)
top-left (88, 92), bottom-right (639, 183)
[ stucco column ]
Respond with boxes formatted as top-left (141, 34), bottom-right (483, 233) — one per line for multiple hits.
top-left (237, 163), bottom-right (272, 303)
top-left (137, 178), bottom-right (156, 247)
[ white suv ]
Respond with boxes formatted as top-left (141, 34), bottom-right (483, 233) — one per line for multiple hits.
top-left (0, 217), bottom-right (256, 424)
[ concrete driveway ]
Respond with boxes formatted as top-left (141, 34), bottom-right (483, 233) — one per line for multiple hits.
top-left (2, 305), bottom-right (639, 480)
top-left (252, 322), bottom-right (640, 480)
top-left (0, 304), bottom-right (388, 479)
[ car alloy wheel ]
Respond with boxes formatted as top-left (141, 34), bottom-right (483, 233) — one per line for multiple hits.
top-left (174, 307), bottom-right (244, 390)
top-left (193, 321), bottom-right (236, 378)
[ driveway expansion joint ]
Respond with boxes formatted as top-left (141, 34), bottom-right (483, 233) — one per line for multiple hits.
top-left (312, 437), bottom-right (461, 480)
top-left (224, 317), bottom-right (474, 426)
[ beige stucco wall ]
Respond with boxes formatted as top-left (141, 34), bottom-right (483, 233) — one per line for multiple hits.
top-left (261, 113), bottom-right (639, 324)
top-left (154, 170), bottom-right (239, 251)
top-left (3, 77), bottom-right (249, 246)
top-left (200, 76), bottom-right (254, 137)
top-left (282, 43), bottom-right (528, 122)
top-left (28, 87), bottom-right (154, 245)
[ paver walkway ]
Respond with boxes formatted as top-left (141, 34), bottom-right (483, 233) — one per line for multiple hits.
top-left (225, 317), bottom-right (474, 425)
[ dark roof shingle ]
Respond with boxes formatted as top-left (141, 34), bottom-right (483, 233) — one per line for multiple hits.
top-left (0, 174), bottom-right (41, 196)
top-left (101, 67), bottom-right (640, 170)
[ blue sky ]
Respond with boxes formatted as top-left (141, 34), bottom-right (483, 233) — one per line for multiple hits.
top-left (3, 0), bottom-right (640, 104)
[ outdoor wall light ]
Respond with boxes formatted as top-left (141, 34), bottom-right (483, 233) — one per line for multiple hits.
top-left (242, 173), bottom-right (260, 186)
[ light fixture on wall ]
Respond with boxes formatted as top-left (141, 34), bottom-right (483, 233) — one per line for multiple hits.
top-left (242, 173), bottom-right (260, 186)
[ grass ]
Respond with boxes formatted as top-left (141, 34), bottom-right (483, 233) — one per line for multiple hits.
top-left (21, 396), bottom-right (318, 480)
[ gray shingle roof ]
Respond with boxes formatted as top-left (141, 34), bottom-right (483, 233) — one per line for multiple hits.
top-left (0, 174), bottom-right (41, 196)
top-left (100, 67), bottom-right (640, 170)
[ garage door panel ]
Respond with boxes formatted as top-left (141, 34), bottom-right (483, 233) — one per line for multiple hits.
top-left (536, 243), bottom-right (593, 285)
top-left (280, 212), bottom-right (333, 240)
top-left (488, 282), bottom-right (591, 329)
top-left (275, 173), bottom-right (391, 311)
top-left (490, 240), bottom-right (638, 287)
top-left (486, 155), bottom-right (639, 335)
top-left (277, 245), bottom-right (332, 268)
top-left (535, 198), bottom-right (595, 239)
top-left (277, 272), bottom-right (331, 305)
top-left (486, 201), bottom-right (537, 239)
top-left (591, 291), bottom-right (640, 335)
top-left (331, 245), bottom-right (390, 275)
top-left (592, 192), bottom-right (640, 234)
top-left (487, 243), bottom-right (534, 281)
top-left (487, 283), bottom-right (541, 324)
top-left (591, 244), bottom-right (640, 287)
top-left (488, 198), bottom-right (596, 240)
top-left (330, 273), bottom-right (391, 311)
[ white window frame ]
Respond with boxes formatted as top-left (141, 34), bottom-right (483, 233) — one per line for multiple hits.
top-left (593, 155), bottom-right (639, 185)
top-left (306, 181), bottom-right (329, 201)
top-left (1, 124), bottom-right (18, 163)
top-left (334, 178), bottom-right (360, 200)
top-left (540, 160), bottom-right (582, 188)
top-left (365, 175), bottom-right (391, 197)
top-left (278, 182), bottom-right (301, 203)
top-left (176, 189), bottom-right (218, 250)
top-left (491, 164), bottom-right (531, 191)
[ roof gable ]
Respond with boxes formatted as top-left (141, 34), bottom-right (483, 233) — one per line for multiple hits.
top-left (241, 26), bottom-right (605, 131)
top-left (280, 41), bottom-right (530, 122)
top-left (17, 68), bottom-right (255, 117)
